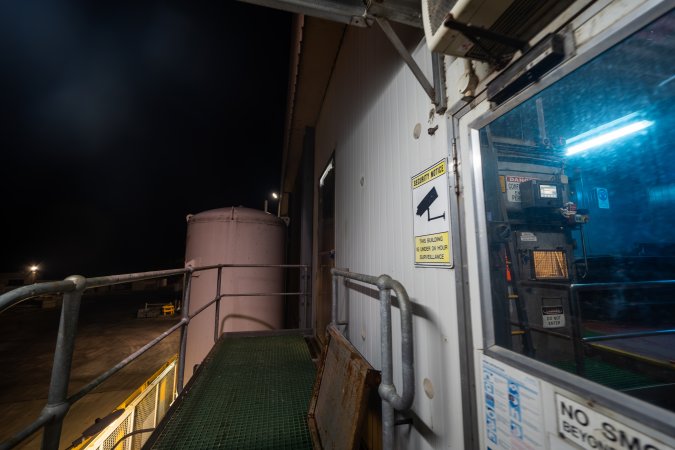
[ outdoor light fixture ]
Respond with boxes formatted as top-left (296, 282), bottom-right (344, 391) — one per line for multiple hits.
top-left (565, 112), bottom-right (653, 156)
top-left (29, 264), bottom-right (40, 284)
top-left (265, 192), bottom-right (280, 214)
top-left (319, 160), bottom-right (334, 187)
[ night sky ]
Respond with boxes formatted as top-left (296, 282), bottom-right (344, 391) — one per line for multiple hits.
top-left (0, 1), bottom-right (292, 279)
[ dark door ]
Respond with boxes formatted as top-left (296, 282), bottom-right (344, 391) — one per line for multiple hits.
top-left (316, 157), bottom-right (335, 344)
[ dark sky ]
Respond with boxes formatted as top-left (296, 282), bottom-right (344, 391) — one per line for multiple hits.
top-left (0, 1), bottom-right (292, 279)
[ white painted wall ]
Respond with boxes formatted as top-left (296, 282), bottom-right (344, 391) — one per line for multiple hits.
top-left (313, 23), bottom-right (465, 450)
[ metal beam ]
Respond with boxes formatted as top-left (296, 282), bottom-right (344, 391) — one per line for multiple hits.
top-left (237, 0), bottom-right (422, 28)
top-left (375, 18), bottom-right (436, 105)
top-left (237, 0), bottom-right (369, 27)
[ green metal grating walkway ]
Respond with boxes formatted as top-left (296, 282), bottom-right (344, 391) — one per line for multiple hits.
top-left (147, 333), bottom-right (316, 450)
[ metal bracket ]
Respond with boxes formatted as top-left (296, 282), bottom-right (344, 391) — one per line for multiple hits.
top-left (375, 17), bottom-right (444, 110)
top-left (443, 17), bottom-right (529, 69)
top-left (431, 53), bottom-right (448, 114)
top-left (451, 137), bottom-right (460, 196)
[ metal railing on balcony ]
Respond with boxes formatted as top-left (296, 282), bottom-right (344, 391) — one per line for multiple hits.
top-left (0, 263), bottom-right (309, 450)
top-left (79, 356), bottom-right (177, 450)
top-left (330, 268), bottom-right (414, 450)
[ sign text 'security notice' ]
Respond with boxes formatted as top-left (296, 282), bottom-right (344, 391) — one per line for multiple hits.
top-left (411, 159), bottom-right (452, 267)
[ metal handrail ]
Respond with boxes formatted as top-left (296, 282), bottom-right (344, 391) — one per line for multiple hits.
top-left (330, 268), bottom-right (414, 450)
top-left (582, 328), bottom-right (675, 343)
top-left (512, 279), bottom-right (675, 376)
top-left (568, 280), bottom-right (675, 376)
top-left (0, 263), bottom-right (309, 450)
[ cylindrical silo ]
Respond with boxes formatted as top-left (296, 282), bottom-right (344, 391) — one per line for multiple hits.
top-left (183, 206), bottom-right (285, 381)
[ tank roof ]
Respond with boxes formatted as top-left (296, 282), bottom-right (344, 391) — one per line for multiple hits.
top-left (186, 206), bottom-right (284, 226)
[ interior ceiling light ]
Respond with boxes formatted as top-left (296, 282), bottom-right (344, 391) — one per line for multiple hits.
top-left (565, 112), bottom-right (653, 156)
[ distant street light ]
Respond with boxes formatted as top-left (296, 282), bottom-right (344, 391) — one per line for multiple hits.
top-left (29, 264), bottom-right (39, 284)
top-left (264, 192), bottom-right (280, 214)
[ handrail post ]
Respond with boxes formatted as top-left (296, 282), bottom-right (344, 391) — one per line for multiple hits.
top-left (331, 274), bottom-right (339, 325)
top-left (378, 286), bottom-right (395, 450)
top-left (569, 285), bottom-right (586, 376)
top-left (302, 266), bottom-right (310, 329)
top-left (214, 267), bottom-right (222, 343)
top-left (176, 269), bottom-right (193, 393)
top-left (41, 275), bottom-right (86, 450)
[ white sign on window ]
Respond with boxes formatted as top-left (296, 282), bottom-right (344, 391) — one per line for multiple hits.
top-left (556, 394), bottom-right (673, 450)
top-left (596, 187), bottom-right (610, 209)
top-left (505, 176), bottom-right (535, 203)
top-left (542, 305), bottom-right (565, 328)
top-left (482, 358), bottom-right (544, 449)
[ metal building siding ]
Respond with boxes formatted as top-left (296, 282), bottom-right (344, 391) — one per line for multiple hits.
top-left (313, 24), bottom-right (465, 450)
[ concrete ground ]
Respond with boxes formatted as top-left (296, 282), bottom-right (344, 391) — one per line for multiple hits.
top-left (0, 293), bottom-right (180, 449)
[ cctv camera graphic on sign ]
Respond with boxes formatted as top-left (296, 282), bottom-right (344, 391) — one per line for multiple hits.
top-left (416, 186), bottom-right (446, 222)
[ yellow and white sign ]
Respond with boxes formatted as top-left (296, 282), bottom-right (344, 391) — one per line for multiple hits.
top-left (411, 159), bottom-right (452, 267)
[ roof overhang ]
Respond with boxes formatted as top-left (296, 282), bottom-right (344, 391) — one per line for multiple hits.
top-left (238, 0), bottom-right (422, 28)
top-left (279, 16), bottom-right (345, 198)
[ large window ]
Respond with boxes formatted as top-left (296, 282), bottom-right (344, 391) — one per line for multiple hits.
top-left (478, 10), bottom-right (674, 412)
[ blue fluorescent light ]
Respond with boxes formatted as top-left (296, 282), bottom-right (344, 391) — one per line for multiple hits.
top-left (565, 118), bottom-right (653, 156)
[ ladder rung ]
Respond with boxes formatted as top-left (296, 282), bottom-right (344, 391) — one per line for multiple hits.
top-left (511, 330), bottom-right (526, 335)
top-left (508, 294), bottom-right (519, 299)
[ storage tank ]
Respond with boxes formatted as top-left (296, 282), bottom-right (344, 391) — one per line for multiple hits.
top-left (183, 206), bottom-right (285, 381)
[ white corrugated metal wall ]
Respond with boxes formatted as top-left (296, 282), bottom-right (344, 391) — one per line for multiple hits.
top-left (313, 23), bottom-right (465, 450)
top-left (304, 1), bottom-right (675, 449)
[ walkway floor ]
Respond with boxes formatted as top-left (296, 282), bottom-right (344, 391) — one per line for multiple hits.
top-left (147, 333), bottom-right (316, 450)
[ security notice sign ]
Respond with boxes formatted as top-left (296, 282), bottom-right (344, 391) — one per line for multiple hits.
top-left (411, 159), bottom-right (452, 267)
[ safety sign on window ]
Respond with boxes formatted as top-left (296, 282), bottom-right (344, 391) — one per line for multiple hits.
top-left (596, 187), bottom-right (610, 209)
top-left (411, 159), bottom-right (452, 267)
top-left (542, 305), bottom-right (565, 328)
top-left (502, 175), bottom-right (535, 203)
top-left (482, 357), bottom-right (544, 449)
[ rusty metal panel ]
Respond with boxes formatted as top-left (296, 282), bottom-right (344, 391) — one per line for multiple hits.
top-left (362, 388), bottom-right (382, 450)
top-left (308, 325), bottom-right (380, 450)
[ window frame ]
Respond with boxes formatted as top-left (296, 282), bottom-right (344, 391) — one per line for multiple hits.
top-left (466, 2), bottom-right (675, 437)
